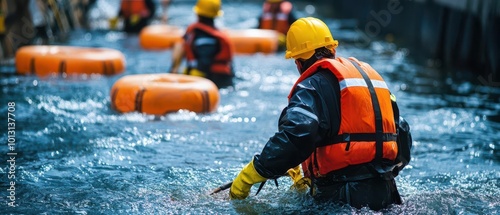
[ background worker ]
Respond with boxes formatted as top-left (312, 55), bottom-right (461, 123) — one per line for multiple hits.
top-left (169, 0), bottom-right (234, 89)
top-left (0, 0), bottom-right (33, 60)
top-left (229, 17), bottom-right (412, 211)
top-left (111, 0), bottom-right (156, 33)
top-left (257, 0), bottom-right (297, 47)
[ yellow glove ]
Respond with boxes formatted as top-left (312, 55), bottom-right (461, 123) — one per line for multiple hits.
top-left (109, 17), bottom-right (119, 30)
top-left (130, 14), bottom-right (141, 26)
top-left (287, 165), bottom-right (310, 192)
top-left (229, 159), bottom-right (267, 199)
top-left (185, 68), bottom-right (206, 77)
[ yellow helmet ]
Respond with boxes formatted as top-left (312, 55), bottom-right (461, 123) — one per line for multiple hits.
top-left (193, 0), bottom-right (223, 18)
top-left (285, 17), bottom-right (339, 59)
top-left (267, 0), bottom-right (284, 3)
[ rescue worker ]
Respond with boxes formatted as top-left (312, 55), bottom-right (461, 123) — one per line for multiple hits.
top-left (169, 0), bottom-right (234, 89)
top-left (258, 0), bottom-right (296, 35)
top-left (229, 17), bottom-right (412, 211)
top-left (112, 0), bottom-right (156, 33)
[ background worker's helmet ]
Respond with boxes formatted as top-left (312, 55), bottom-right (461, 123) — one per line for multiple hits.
top-left (267, 0), bottom-right (284, 3)
top-left (285, 17), bottom-right (339, 59)
top-left (193, 0), bottom-right (223, 18)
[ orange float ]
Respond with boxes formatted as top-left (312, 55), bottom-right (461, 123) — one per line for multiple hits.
top-left (138, 25), bottom-right (279, 54)
top-left (15, 45), bottom-right (125, 77)
top-left (110, 74), bottom-right (220, 115)
top-left (225, 29), bottom-right (280, 54)
top-left (139, 25), bottom-right (184, 50)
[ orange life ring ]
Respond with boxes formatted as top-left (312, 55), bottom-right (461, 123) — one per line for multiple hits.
top-left (225, 29), bottom-right (279, 54)
top-left (110, 74), bottom-right (220, 115)
top-left (15, 45), bottom-right (126, 77)
top-left (139, 25), bottom-right (184, 50)
top-left (138, 25), bottom-right (279, 54)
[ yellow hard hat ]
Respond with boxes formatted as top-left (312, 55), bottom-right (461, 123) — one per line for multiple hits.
top-left (193, 0), bottom-right (223, 18)
top-left (285, 17), bottom-right (339, 59)
top-left (267, 0), bottom-right (284, 3)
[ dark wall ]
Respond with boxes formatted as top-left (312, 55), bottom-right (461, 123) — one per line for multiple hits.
top-left (319, 0), bottom-right (500, 85)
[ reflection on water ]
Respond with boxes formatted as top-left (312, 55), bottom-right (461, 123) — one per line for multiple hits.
top-left (1, 1), bottom-right (499, 214)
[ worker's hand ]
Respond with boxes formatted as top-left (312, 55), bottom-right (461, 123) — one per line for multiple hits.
top-left (229, 159), bottom-right (267, 200)
top-left (287, 165), bottom-right (310, 192)
top-left (109, 17), bottom-right (119, 30)
top-left (130, 14), bottom-right (141, 26)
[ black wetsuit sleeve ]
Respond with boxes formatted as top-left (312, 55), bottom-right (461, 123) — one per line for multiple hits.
top-left (253, 69), bottom-right (341, 179)
top-left (395, 100), bottom-right (412, 174)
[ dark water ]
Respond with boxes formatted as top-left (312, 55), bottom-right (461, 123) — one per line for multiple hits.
top-left (1, 1), bottom-right (499, 214)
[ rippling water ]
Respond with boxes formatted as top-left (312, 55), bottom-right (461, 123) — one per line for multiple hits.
top-left (1, 1), bottom-right (499, 214)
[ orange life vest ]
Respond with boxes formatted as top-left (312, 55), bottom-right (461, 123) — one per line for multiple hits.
top-left (120, 0), bottom-right (149, 18)
top-left (184, 22), bottom-right (233, 76)
top-left (288, 57), bottom-right (398, 178)
top-left (260, 1), bottom-right (292, 35)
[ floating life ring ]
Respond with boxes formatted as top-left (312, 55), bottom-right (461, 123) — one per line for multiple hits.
top-left (225, 29), bottom-right (280, 54)
top-left (111, 74), bottom-right (220, 115)
top-left (139, 25), bottom-right (184, 50)
top-left (138, 25), bottom-right (279, 54)
top-left (15, 45), bottom-right (126, 77)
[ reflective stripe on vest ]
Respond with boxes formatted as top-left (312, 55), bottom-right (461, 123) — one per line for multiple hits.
top-left (260, 1), bottom-right (292, 35)
top-left (339, 78), bottom-right (388, 91)
top-left (289, 57), bottom-right (398, 178)
top-left (184, 22), bottom-right (233, 76)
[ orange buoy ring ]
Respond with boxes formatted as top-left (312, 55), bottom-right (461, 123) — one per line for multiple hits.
top-left (225, 29), bottom-right (280, 54)
top-left (138, 25), bottom-right (279, 54)
top-left (110, 74), bottom-right (220, 115)
top-left (15, 45), bottom-right (126, 77)
top-left (139, 25), bottom-right (184, 50)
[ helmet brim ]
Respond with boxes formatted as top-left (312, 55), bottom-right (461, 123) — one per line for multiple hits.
top-left (193, 6), bottom-right (223, 18)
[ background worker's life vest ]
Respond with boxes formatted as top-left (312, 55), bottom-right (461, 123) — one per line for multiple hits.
top-left (120, 0), bottom-right (150, 18)
top-left (184, 23), bottom-right (233, 76)
top-left (260, 1), bottom-right (292, 35)
top-left (288, 57), bottom-right (398, 178)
